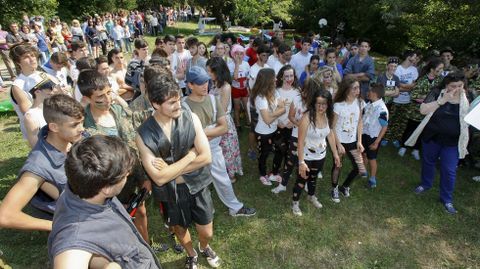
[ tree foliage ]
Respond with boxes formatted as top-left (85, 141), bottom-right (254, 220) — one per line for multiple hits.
top-left (292, 0), bottom-right (480, 57)
top-left (231, 0), bottom-right (293, 27)
top-left (0, 0), bottom-right (58, 27)
top-left (57, 0), bottom-right (136, 20)
top-left (191, 0), bottom-right (292, 29)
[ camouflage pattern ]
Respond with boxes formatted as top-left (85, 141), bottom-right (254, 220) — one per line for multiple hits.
top-left (83, 104), bottom-right (144, 203)
top-left (129, 93), bottom-right (152, 113)
top-left (406, 75), bottom-right (442, 122)
top-left (129, 93), bottom-right (155, 131)
top-left (132, 109), bottom-right (154, 130)
top-left (385, 103), bottom-right (409, 142)
top-left (83, 104), bottom-right (136, 149)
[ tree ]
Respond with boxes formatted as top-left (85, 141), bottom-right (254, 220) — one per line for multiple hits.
top-left (191, 0), bottom-right (236, 30)
top-left (232, 0), bottom-right (293, 27)
top-left (292, 0), bottom-right (480, 57)
top-left (57, 0), bottom-right (136, 20)
top-left (0, 0), bottom-right (58, 27)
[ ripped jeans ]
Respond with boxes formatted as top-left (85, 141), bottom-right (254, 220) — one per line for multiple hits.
top-left (331, 141), bottom-right (366, 188)
top-left (293, 158), bottom-right (325, 201)
top-left (281, 136), bottom-right (298, 187)
top-left (256, 131), bottom-right (282, 177)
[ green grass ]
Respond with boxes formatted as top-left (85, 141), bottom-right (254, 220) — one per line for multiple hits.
top-left (0, 22), bottom-right (480, 268)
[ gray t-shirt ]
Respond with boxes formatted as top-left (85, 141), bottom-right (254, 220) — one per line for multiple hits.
top-left (184, 95), bottom-right (225, 128)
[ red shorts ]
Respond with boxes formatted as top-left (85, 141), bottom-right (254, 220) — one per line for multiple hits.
top-left (232, 87), bottom-right (249, 99)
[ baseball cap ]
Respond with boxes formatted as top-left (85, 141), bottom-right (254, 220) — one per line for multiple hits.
top-left (186, 66), bottom-right (210, 85)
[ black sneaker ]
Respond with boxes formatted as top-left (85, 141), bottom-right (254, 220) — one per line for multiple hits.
top-left (232, 206), bottom-right (257, 217)
top-left (198, 243), bottom-right (221, 268)
top-left (170, 233), bottom-right (184, 254)
top-left (340, 186), bottom-right (350, 197)
top-left (151, 242), bottom-right (169, 253)
top-left (185, 254), bottom-right (198, 269)
top-left (174, 242), bottom-right (185, 254)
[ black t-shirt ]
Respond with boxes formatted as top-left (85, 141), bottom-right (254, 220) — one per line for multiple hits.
top-left (422, 88), bottom-right (460, 146)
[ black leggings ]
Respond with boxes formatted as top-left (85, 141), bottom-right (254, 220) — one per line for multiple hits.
top-left (256, 131), bottom-right (282, 176)
top-left (331, 142), bottom-right (366, 188)
top-left (276, 127), bottom-right (292, 166)
top-left (281, 136), bottom-right (298, 186)
top-left (293, 159), bottom-right (325, 201)
top-left (401, 119), bottom-right (421, 149)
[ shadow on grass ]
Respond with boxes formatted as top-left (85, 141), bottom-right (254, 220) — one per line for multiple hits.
top-left (0, 157), bottom-right (26, 197)
top-left (1, 126), bottom-right (19, 133)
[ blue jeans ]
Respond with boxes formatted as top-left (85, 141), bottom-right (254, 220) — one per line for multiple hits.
top-left (420, 139), bottom-right (459, 203)
top-left (114, 39), bottom-right (123, 51)
top-left (123, 38), bottom-right (132, 52)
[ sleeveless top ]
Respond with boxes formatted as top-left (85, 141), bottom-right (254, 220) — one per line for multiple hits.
top-left (303, 120), bottom-right (330, 161)
top-left (18, 126), bottom-right (67, 215)
top-left (210, 85), bottom-right (232, 114)
top-left (137, 108), bottom-right (212, 201)
top-left (48, 187), bottom-right (161, 269)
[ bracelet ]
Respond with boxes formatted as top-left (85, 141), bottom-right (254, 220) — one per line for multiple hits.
top-left (299, 161), bottom-right (306, 165)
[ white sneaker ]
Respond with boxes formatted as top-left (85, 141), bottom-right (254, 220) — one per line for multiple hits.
top-left (271, 184), bottom-right (287, 194)
top-left (398, 147), bottom-right (407, 157)
top-left (307, 195), bottom-right (323, 208)
top-left (411, 150), bottom-right (420, 160)
top-left (292, 202), bottom-right (302, 216)
top-left (259, 176), bottom-right (272, 186)
top-left (317, 171), bottom-right (323, 179)
top-left (198, 243), bottom-right (221, 268)
top-left (268, 174), bottom-right (282, 182)
top-left (331, 186), bottom-right (340, 203)
top-left (473, 176), bottom-right (480, 182)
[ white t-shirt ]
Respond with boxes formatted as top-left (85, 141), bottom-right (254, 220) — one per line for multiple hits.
top-left (231, 61), bottom-right (250, 90)
top-left (289, 51), bottom-right (312, 79)
top-left (393, 65), bottom-right (419, 104)
top-left (172, 50), bottom-right (192, 89)
top-left (273, 61), bottom-right (287, 75)
top-left (267, 54), bottom-right (279, 68)
top-left (12, 71), bottom-right (44, 139)
top-left (362, 99), bottom-right (389, 138)
top-left (333, 99), bottom-right (364, 144)
top-left (255, 92), bottom-right (280, 135)
top-left (276, 87), bottom-right (299, 127)
top-left (24, 106), bottom-right (47, 134)
top-left (42, 65), bottom-right (69, 87)
top-left (291, 94), bottom-right (306, 138)
top-left (304, 122), bottom-right (330, 161)
top-left (249, 63), bottom-right (270, 89)
top-left (111, 25), bottom-right (125, 41)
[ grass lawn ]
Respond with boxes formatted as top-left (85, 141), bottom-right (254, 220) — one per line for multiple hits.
top-left (0, 22), bottom-right (479, 269)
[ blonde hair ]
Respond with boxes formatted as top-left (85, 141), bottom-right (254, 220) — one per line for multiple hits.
top-left (72, 19), bottom-right (80, 26)
top-left (311, 66), bottom-right (338, 95)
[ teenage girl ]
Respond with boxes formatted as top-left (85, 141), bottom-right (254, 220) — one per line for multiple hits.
top-left (293, 87), bottom-right (341, 216)
top-left (271, 65), bottom-right (299, 182)
top-left (251, 68), bottom-right (286, 186)
top-left (206, 57), bottom-right (243, 183)
top-left (272, 77), bottom-right (316, 194)
top-left (330, 77), bottom-right (367, 202)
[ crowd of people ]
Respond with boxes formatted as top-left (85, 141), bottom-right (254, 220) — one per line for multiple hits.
top-left (0, 9), bottom-right (479, 269)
